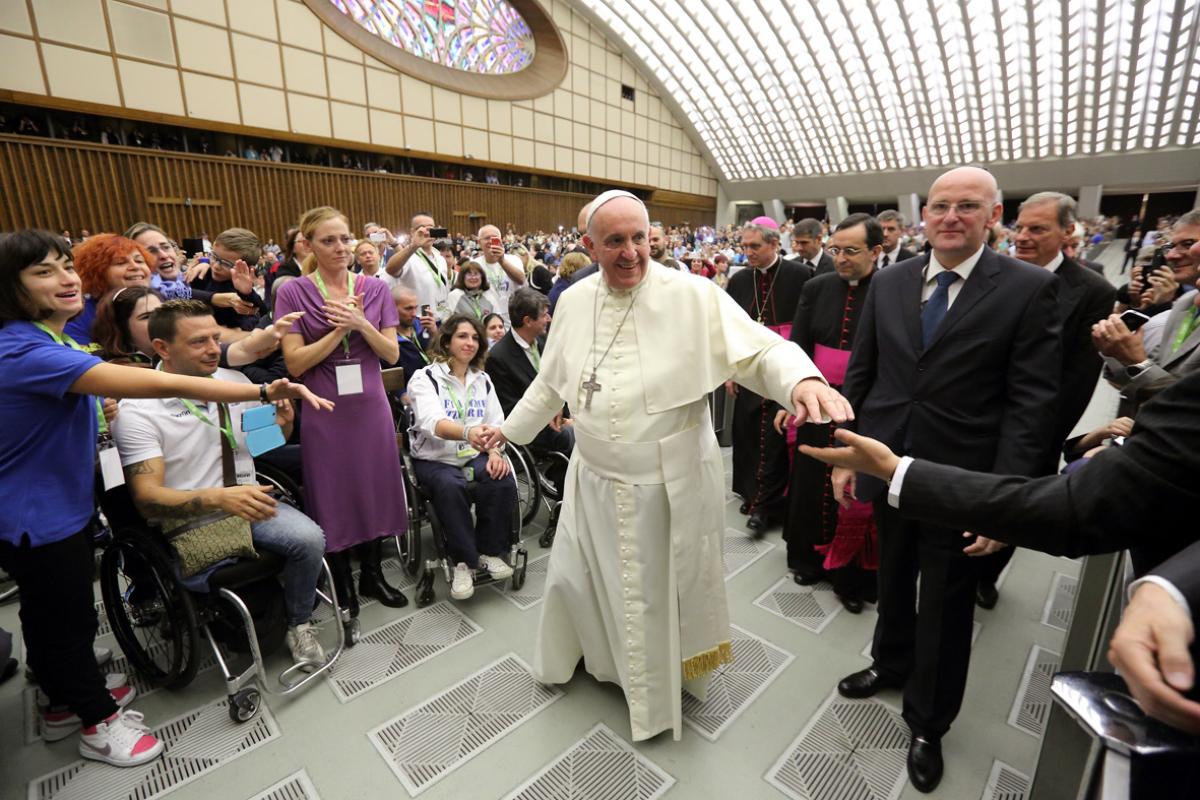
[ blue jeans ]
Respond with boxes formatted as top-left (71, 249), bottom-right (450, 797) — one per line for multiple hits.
top-left (251, 504), bottom-right (326, 627)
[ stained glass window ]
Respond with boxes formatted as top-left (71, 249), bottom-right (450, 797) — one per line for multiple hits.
top-left (330, 0), bottom-right (536, 74)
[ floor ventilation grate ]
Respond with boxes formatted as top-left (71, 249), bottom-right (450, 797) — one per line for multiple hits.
top-left (247, 769), bottom-right (321, 800)
top-left (1040, 572), bottom-right (1078, 632)
top-left (369, 652), bottom-right (562, 795)
top-left (754, 576), bottom-right (843, 634)
top-left (1008, 644), bottom-right (1061, 737)
top-left (490, 552), bottom-right (551, 610)
top-left (683, 623), bottom-right (793, 740)
top-left (723, 528), bottom-right (775, 581)
top-left (982, 759), bottom-right (1031, 800)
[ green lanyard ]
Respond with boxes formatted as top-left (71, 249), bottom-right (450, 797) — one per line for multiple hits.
top-left (465, 293), bottom-right (484, 320)
top-left (529, 341), bottom-right (540, 372)
top-left (179, 397), bottom-right (239, 453)
top-left (443, 378), bottom-right (475, 424)
top-left (416, 249), bottom-right (446, 288)
top-left (407, 332), bottom-right (431, 364)
top-left (1170, 307), bottom-right (1200, 355)
top-left (33, 322), bottom-right (108, 436)
top-left (312, 270), bottom-right (356, 357)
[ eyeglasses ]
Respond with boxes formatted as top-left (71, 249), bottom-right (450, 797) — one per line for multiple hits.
top-left (826, 246), bottom-right (872, 257)
top-left (1164, 239), bottom-right (1198, 252)
top-left (142, 243), bottom-right (175, 256)
top-left (926, 201), bottom-right (988, 218)
top-left (210, 254), bottom-right (237, 269)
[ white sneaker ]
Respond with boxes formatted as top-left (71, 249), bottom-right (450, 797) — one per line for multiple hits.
top-left (78, 710), bottom-right (164, 767)
top-left (41, 679), bottom-right (135, 743)
top-left (286, 623), bottom-right (326, 667)
top-left (94, 646), bottom-right (112, 666)
top-left (478, 555), bottom-right (513, 581)
top-left (450, 562), bottom-right (475, 600)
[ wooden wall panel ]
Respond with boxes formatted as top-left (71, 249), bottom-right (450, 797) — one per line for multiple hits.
top-left (0, 136), bottom-right (715, 240)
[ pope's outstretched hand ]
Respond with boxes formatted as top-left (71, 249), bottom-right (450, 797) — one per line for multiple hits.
top-left (790, 378), bottom-right (854, 426)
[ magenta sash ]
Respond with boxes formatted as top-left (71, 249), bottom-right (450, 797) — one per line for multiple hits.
top-left (766, 323), bottom-right (792, 340)
top-left (813, 343), bottom-right (852, 386)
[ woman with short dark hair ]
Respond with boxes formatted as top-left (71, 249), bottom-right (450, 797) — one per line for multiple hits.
top-left (445, 261), bottom-right (493, 321)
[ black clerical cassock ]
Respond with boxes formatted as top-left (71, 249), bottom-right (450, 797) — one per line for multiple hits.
top-left (784, 269), bottom-right (876, 603)
top-left (726, 256), bottom-right (811, 524)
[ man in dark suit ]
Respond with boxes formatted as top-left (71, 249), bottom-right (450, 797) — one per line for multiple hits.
top-left (834, 167), bottom-right (1062, 793)
top-left (485, 288), bottom-right (573, 525)
top-left (797, 366), bottom-right (1200, 738)
top-left (875, 210), bottom-right (917, 269)
top-left (791, 217), bottom-right (835, 275)
top-left (974, 192), bottom-right (1117, 608)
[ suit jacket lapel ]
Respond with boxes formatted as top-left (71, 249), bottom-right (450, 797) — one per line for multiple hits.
top-left (507, 332), bottom-right (537, 383)
top-left (924, 249), bottom-right (999, 352)
top-left (1161, 298), bottom-right (1200, 367)
top-left (902, 257), bottom-right (926, 354)
top-left (1056, 259), bottom-right (1086, 319)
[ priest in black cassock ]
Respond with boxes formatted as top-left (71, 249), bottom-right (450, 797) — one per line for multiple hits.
top-left (778, 213), bottom-right (882, 612)
top-left (726, 217), bottom-right (813, 533)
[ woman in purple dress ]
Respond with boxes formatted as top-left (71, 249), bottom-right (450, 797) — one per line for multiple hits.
top-left (276, 206), bottom-right (408, 617)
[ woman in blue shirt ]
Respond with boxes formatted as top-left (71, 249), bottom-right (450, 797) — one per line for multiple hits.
top-left (0, 230), bottom-right (332, 768)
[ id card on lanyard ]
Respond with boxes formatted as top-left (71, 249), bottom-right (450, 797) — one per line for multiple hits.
top-left (313, 271), bottom-right (363, 396)
top-left (34, 322), bottom-right (124, 489)
top-left (416, 249), bottom-right (450, 316)
top-left (444, 379), bottom-right (477, 459)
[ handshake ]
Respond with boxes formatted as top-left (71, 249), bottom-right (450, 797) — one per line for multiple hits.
top-left (464, 424), bottom-right (509, 452)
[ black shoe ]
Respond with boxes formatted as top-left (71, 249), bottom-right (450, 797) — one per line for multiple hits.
top-left (745, 511), bottom-right (775, 536)
top-left (738, 501), bottom-right (751, 515)
top-left (327, 551), bottom-right (360, 618)
top-left (358, 541), bottom-right (409, 608)
top-left (839, 595), bottom-right (865, 614)
top-left (837, 667), bottom-right (902, 699)
top-left (976, 580), bottom-right (999, 610)
top-left (907, 735), bottom-right (943, 793)
top-left (792, 568), bottom-right (825, 586)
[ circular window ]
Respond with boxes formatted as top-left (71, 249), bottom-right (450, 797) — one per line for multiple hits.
top-left (303, 0), bottom-right (567, 100)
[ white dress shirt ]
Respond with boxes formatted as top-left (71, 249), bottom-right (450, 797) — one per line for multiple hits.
top-left (922, 245), bottom-right (985, 308)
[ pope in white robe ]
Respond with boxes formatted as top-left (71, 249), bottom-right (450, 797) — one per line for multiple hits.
top-left (485, 191), bottom-right (852, 741)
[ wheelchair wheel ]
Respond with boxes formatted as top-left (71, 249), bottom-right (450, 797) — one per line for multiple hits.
top-left (509, 447), bottom-right (542, 528)
top-left (100, 527), bottom-right (200, 689)
top-left (254, 462), bottom-right (303, 511)
top-left (396, 466), bottom-right (423, 576)
top-left (228, 687), bottom-right (261, 723)
top-left (415, 569), bottom-right (436, 608)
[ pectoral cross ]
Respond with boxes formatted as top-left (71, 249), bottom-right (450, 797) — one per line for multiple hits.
top-left (582, 371), bottom-right (601, 410)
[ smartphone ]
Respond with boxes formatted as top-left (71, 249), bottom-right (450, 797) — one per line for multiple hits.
top-left (489, 235), bottom-right (502, 248)
top-left (181, 237), bottom-right (205, 259)
top-left (428, 227), bottom-right (448, 239)
top-left (1119, 309), bottom-right (1151, 332)
top-left (420, 304), bottom-right (431, 317)
top-left (369, 231), bottom-right (386, 243)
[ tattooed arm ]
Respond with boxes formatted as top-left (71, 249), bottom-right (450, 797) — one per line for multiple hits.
top-left (124, 458), bottom-right (280, 523)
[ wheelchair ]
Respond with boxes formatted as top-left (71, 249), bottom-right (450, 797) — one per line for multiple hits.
top-left (508, 443), bottom-right (569, 548)
top-left (381, 368), bottom-right (528, 607)
top-left (97, 473), bottom-right (347, 724)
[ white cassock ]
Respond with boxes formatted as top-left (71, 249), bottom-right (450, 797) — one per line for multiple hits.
top-left (501, 261), bottom-right (823, 741)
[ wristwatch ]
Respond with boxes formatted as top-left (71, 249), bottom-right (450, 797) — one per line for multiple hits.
top-left (260, 383), bottom-right (270, 403)
top-left (1124, 358), bottom-right (1154, 378)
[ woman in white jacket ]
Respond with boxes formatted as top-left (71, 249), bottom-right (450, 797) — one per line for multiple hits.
top-left (408, 314), bottom-right (517, 599)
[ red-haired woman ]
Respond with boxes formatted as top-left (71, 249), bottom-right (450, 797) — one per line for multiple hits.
top-left (65, 234), bottom-right (153, 344)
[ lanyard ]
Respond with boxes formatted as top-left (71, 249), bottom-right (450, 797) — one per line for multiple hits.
top-left (33, 322), bottom-right (108, 436)
top-left (406, 332), bottom-right (431, 364)
top-left (465, 293), bottom-right (484, 320)
top-left (443, 378), bottom-right (475, 424)
top-left (312, 270), bottom-right (356, 357)
top-left (179, 397), bottom-right (239, 453)
top-left (416, 249), bottom-right (446, 288)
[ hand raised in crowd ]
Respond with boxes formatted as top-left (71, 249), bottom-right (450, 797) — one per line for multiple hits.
top-left (184, 257), bottom-right (209, 284)
top-left (231, 259), bottom-right (255, 295)
top-left (377, 227), bottom-right (397, 246)
top-left (246, 311), bottom-right (304, 358)
top-left (1091, 314), bottom-right (1147, 365)
top-left (264, 378), bottom-right (335, 411)
top-left (212, 292), bottom-right (257, 315)
top-left (1141, 266), bottom-right (1179, 307)
top-left (791, 377), bottom-right (854, 425)
top-left (324, 295), bottom-right (368, 333)
top-left (1108, 581), bottom-right (1200, 734)
top-left (101, 397), bottom-right (119, 426)
top-left (216, 484), bottom-right (278, 522)
top-left (418, 308), bottom-right (438, 333)
top-left (410, 225), bottom-right (432, 250)
top-left (486, 450), bottom-right (510, 480)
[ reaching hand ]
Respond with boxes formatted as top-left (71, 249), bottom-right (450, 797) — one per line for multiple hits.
top-left (231, 259), bottom-right (255, 294)
top-left (962, 533), bottom-right (1007, 556)
top-left (791, 377), bottom-right (854, 425)
top-left (1091, 314), bottom-right (1147, 365)
top-left (798, 428), bottom-right (898, 482)
top-left (480, 426), bottom-right (509, 451)
top-left (466, 424), bottom-right (491, 450)
top-left (1108, 581), bottom-right (1200, 734)
top-left (265, 378), bottom-right (335, 411)
top-left (773, 408), bottom-right (792, 434)
top-left (270, 311), bottom-right (304, 342)
top-left (185, 260), bottom-right (210, 283)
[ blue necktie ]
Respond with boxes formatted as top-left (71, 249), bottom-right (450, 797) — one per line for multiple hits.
top-left (921, 271), bottom-right (960, 348)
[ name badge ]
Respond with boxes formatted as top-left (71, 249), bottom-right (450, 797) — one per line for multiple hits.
top-left (99, 440), bottom-right (125, 490)
top-left (456, 444), bottom-right (479, 459)
top-left (334, 359), bottom-right (363, 396)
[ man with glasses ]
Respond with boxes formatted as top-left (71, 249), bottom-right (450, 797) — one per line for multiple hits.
top-left (833, 167), bottom-right (1061, 793)
top-left (1093, 209), bottom-right (1200, 412)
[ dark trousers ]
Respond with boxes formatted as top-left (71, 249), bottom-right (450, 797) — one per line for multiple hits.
top-left (412, 453), bottom-right (516, 567)
top-left (0, 528), bottom-right (117, 727)
top-left (871, 502), bottom-right (978, 739)
top-left (977, 545), bottom-right (1015, 585)
top-left (530, 424), bottom-right (574, 496)
top-left (731, 391), bottom-right (788, 518)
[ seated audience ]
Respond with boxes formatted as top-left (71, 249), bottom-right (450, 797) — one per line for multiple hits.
top-left (483, 312), bottom-right (505, 345)
top-left (65, 233), bottom-right (153, 343)
top-left (445, 261), bottom-right (493, 321)
top-left (407, 315), bottom-right (516, 600)
top-left (112, 299), bottom-right (327, 668)
top-left (391, 286), bottom-right (435, 400)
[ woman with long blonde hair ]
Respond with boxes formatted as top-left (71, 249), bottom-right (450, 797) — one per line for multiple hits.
top-left (274, 207), bottom-right (409, 618)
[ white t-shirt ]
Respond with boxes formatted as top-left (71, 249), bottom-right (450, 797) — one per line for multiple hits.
top-left (112, 367), bottom-right (258, 490)
top-left (471, 254), bottom-right (523, 325)
top-left (388, 247), bottom-right (450, 317)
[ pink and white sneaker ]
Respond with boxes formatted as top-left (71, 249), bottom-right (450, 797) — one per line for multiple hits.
top-left (78, 710), bottom-right (164, 767)
top-left (41, 680), bottom-right (136, 743)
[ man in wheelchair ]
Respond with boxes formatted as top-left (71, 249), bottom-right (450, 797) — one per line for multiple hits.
top-left (111, 300), bottom-right (328, 668)
top-left (485, 289), bottom-right (573, 520)
top-left (407, 314), bottom-right (517, 600)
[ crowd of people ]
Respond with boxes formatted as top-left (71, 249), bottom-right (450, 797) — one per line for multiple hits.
top-left (2, 176), bottom-right (1198, 796)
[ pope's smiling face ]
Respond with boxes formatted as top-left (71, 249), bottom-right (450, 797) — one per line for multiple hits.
top-left (585, 197), bottom-right (650, 291)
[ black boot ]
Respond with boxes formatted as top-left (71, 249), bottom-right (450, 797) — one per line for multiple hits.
top-left (358, 539), bottom-right (409, 608)
top-left (327, 550), bottom-right (359, 619)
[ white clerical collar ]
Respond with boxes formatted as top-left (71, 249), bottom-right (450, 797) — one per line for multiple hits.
top-left (925, 244), bottom-right (985, 285)
top-left (1044, 252), bottom-right (1065, 273)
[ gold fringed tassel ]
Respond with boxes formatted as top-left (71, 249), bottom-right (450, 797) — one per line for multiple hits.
top-left (681, 640), bottom-right (733, 681)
